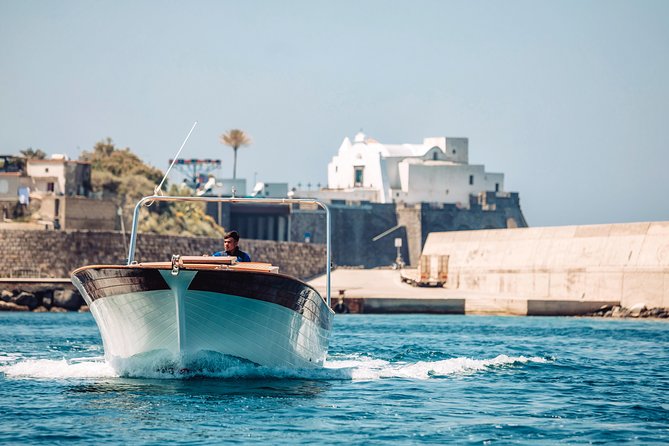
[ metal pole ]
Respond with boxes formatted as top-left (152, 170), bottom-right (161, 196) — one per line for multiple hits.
top-left (127, 197), bottom-right (151, 264)
top-left (156, 122), bottom-right (198, 194)
top-left (118, 206), bottom-right (128, 261)
top-left (217, 192), bottom-right (222, 226)
top-left (325, 203), bottom-right (331, 307)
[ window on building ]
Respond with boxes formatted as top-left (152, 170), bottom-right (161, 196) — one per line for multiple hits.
top-left (47, 182), bottom-right (55, 192)
top-left (432, 151), bottom-right (438, 160)
top-left (469, 175), bottom-right (474, 185)
top-left (45, 168), bottom-right (49, 173)
top-left (354, 166), bottom-right (364, 187)
top-left (495, 183), bottom-right (499, 192)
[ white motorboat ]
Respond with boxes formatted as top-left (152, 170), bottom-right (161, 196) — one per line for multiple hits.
top-left (71, 195), bottom-right (334, 371)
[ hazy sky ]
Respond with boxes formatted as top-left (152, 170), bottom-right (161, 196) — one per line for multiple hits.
top-left (1, 0), bottom-right (668, 227)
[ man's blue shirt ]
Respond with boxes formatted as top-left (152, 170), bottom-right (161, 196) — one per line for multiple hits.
top-left (212, 248), bottom-right (251, 262)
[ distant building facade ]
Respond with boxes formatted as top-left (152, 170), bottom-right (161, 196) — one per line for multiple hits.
top-left (1, 154), bottom-right (116, 230)
top-left (296, 132), bottom-right (526, 266)
top-left (202, 132), bottom-right (528, 267)
top-left (26, 157), bottom-right (91, 196)
top-left (320, 132), bottom-right (504, 207)
top-left (1, 155), bottom-right (31, 220)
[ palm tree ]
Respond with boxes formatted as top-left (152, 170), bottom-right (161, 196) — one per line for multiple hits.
top-left (219, 129), bottom-right (251, 181)
top-left (20, 148), bottom-right (47, 159)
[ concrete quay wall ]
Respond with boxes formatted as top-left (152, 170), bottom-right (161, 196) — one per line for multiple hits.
top-left (422, 221), bottom-right (669, 309)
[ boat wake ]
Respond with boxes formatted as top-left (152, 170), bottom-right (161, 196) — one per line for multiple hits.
top-left (0, 352), bottom-right (553, 381)
top-left (325, 353), bottom-right (553, 380)
top-left (0, 357), bottom-right (116, 379)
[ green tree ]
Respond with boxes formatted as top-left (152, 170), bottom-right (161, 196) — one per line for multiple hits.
top-left (219, 129), bottom-right (251, 181)
top-left (80, 138), bottom-right (225, 237)
top-left (139, 184), bottom-right (226, 237)
top-left (80, 138), bottom-right (163, 202)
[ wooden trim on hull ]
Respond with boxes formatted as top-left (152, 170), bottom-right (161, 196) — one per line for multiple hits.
top-left (72, 266), bottom-right (333, 331)
top-left (74, 268), bottom-right (170, 300)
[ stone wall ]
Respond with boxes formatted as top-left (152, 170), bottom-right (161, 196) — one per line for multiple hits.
top-left (0, 229), bottom-right (326, 280)
top-left (419, 192), bottom-right (527, 238)
top-left (396, 204), bottom-right (422, 266)
top-left (61, 196), bottom-right (118, 230)
top-left (423, 221), bottom-right (669, 309)
top-left (291, 203), bottom-right (410, 268)
top-left (289, 193), bottom-right (527, 268)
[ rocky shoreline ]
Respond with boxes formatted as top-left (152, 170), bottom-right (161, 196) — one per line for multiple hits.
top-left (0, 287), bottom-right (88, 312)
top-left (583, 304), bottom-right (669, 319)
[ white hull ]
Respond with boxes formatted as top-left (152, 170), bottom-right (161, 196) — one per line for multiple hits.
top-left (72, 268), bottom-right (333, 369)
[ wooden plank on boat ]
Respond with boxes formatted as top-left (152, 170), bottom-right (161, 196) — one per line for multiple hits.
top-left (180, 255), bottom-right (237, 265)
top-left (230, 263), bottom-right (279, 273)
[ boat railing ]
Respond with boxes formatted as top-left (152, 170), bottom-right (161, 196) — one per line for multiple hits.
top-left (128, 195), bottom-right (332, 306)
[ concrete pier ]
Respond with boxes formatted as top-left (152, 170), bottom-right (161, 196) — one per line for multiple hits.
top-left (310, 221), bottom-right (669, 315)
top-left (309, 269), bottom-right (619, 315)
top-left (310, 269), bottom-right (466, 314)
top-left (423, 221), bottom-right (669, 310)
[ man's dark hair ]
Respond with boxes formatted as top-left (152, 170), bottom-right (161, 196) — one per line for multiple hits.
top-left (224, 230), bottom-right (240, 241)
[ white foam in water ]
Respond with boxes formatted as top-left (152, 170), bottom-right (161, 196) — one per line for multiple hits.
top-left (0, 358), bottom-right (116, 379)
top-left (0, 353), bottom-right (22, 364)
top-left (0, 353), bottom-right (551, 381)
top-left (324, 354), bottom-right (551, 380)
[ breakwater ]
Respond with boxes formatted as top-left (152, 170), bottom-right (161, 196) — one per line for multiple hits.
top-left (422, 221), bottom-right (669, 312)
top-left (0, 229), bottom-right (326, 311)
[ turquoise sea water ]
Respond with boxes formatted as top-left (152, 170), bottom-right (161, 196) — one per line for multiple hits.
top-left (1, 312), bottom-right (668, 444)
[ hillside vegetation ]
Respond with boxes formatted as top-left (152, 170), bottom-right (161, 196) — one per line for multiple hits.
top-left (80, 138), bottom-right (225, 237)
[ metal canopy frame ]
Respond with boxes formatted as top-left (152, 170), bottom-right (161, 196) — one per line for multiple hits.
top-left (127, 195), bottom-right (332, 306)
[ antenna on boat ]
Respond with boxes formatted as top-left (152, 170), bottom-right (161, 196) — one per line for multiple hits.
top-left (150, 121), bottom-right (198, 203)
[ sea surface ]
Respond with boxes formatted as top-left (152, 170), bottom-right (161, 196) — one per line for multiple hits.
top-left (1, 312), bottom-right (668, 445)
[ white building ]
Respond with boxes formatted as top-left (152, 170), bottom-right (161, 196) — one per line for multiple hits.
top-left (319, 132), bottom-right (505, 207)
top-left (26, 155), bottom-right (91, 196)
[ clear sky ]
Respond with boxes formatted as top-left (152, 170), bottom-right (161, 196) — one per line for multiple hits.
top-left (1, 0), bottom-right (668, 227)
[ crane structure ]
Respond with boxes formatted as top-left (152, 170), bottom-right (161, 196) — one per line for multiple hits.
top-left (169, 158), bottom-right (222, 191)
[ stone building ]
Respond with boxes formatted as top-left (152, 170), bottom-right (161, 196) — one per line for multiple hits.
top-left (205, 132), bottom-right (528, 268)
